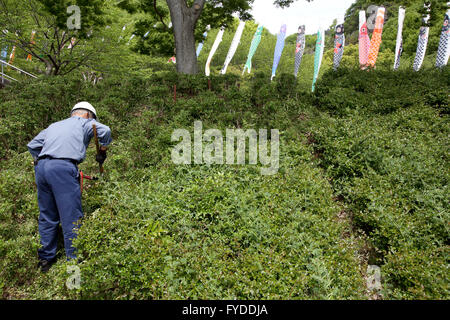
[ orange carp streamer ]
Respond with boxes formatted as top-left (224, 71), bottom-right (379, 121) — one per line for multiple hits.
top-left (26, 31), bottom-right (36, 62)
top-left (367, 7), bottom-right (386, 68)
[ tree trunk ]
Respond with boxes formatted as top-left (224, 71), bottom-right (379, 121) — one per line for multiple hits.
top-left (173, 14), bottom-right (197, 74)
top-left (166, 0), bottom-right (205, 74)
top-left (45, 62), bottom-right (54, 76)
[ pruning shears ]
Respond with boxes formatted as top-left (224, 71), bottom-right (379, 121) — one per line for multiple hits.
top-left (92, 123), bottom-right (105, 175)
top-left (79, 123), bottom-right (105, 194)
top-left (79, 171), bottom-right (98, 194)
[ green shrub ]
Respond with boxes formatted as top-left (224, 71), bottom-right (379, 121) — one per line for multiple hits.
top-left (0, 63), bottom-right (448, 300)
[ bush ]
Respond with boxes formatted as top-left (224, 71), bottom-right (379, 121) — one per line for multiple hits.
top-left (1, 62), bottom-right (448, 300)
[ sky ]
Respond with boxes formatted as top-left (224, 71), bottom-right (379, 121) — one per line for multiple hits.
top-left (251, 0), bottom-right (356, 36)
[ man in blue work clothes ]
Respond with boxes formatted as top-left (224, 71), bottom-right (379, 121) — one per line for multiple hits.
top-left (28, 102), bottom-right (112, 272)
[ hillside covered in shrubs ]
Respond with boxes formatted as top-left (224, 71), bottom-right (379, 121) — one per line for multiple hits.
top-left (1, 60), bottom-right (448, 299)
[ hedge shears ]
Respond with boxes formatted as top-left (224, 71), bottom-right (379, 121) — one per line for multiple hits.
top-left (79, 123), bottom-right (105, 193)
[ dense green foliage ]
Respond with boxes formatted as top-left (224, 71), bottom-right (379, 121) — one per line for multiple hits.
top-left (0, 65), bottom-right (365, 299)
top-left (1, 58), bottom-right (448, 299)
top-left (310, 68), bottom-right (449, 299)
top-left (0, 0), bottom-right (448, 301)
top-left (0, 0), bottom-right (109, 75)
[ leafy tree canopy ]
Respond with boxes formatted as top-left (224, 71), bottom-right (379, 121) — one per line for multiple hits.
top-left (117, 0), bottom-right (313, 56)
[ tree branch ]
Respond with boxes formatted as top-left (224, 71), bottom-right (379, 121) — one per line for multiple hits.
top-left (190, 0), bottom-right (205, 23)
top-left (154, 0), bottom-right (168, 29)
top-left (13, 38), bottom-right (45, 64)
top-left (59, 50), bottom-right (97, 76)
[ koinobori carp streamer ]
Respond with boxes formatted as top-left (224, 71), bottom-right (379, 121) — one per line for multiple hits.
top-left (243, 25), bottom-right (263, 74)
top-left (333, 23), bottom-right (345, 70)
top-left (67, 37), bottom-right (76, 49)
top-left (436, 9), bottom-right (450, 68)
top-left (359, 10), bottom-right (370, 68)
top-left (294, 25), bottom-right (306, 77)
top-left (413, 3), bottom-right (431, 71)
top-left (1, 30), bottom-right (8, 61)
top-left (196, 26), bottom-right (210, 57)
top-left (221, 20), bottom-right (246, 75)
top-left (312, 28), bottom-right (325, 92)
top-left (413, 27), bottom-right (430, 71)
top-left (205, 28), bottom-right (225, 76)
top-left (394, 7), bottom-right (406, 70)
top-left (1, 45), bottom-right (8, 61)
top-left (367, 7), bottom-right (386, 68)
top-left (26, 31), bottom-right (36, 62)
top-left (271, 24), bottom-right (287, 81)
top-left (8, 45), bottom-right (16, 65)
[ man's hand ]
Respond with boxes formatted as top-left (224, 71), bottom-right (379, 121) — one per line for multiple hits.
top-left (96, 148), bottom-right (107, 165)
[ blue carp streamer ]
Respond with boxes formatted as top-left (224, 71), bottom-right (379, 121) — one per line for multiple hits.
top-left (196, 28), bottom-right (209, 57)
top-left (271, 24), bottom-right (287, 80)
top-left (1, 46), bottom-right (8, 61)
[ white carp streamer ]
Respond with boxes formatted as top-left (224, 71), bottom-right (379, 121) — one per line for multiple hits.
top-left (8, 45), bottom-right (16, 65)
top-left (394, 7), bottom-right (406, 70)
top-left (67, 37), bottom-right (76, 49)
top-left (205, 28), bottom-right (225, 76)
top-left (413, 3), bottom-right (431, 71)
top-left (221, 20), bottom-right (246, 75)
top-left (271, 24), bottom-right (287, 81)
top-left (436, 9), bottom-right (450, 68)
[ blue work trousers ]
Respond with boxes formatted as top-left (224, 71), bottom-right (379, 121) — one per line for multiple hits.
top-left (34, 159), bottom-right (83, 261)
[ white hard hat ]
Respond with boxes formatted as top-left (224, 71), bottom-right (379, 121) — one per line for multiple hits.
top-left (72, 102), bottom-right (97, 119)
